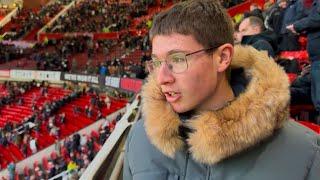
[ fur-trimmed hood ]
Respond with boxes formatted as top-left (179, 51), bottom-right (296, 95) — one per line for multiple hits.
top-left (141, 45), bottom-right (290, 165)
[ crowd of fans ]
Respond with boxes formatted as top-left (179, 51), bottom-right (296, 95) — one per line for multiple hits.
top-left (0, 81), bottom-right (71, 166)
top-left (93, 34), bottom-right (150, 79)
top-left (6, 117), bottom-right (121, 179)
top-left (0, 81), bottom-right (128, 171)
top-left (0, 0), bottom-right (248, 79)
top-left (48, 0), bottom-right (154, 33)
top-left (2, 2), bottom-right (63, 40)
top-left (0, 81), bottom-right (35, 108)
top-left (0, 80), bottom-right (134, 179)
top-left (0, 44), bottom-right (33, 64)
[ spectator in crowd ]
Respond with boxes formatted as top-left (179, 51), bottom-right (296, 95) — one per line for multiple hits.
top-left (124, 1), bottom-right (320, 179)
top-left (277, 0), bottom-right (303, 51)
top-left (244, 3), bottom-right (264, 20)
top-left (104, 95), bottom-right (111, 109)
top-left (264, 0), bottom-right (276, 11)
top-left (48, 0), bottom-right (137, 33)
top-left (55, 139), bottom-right (62, 156)
top-left (99, 129), bottom-right (108, 145)
top-left (97, 110), bottom-right (103, 120)
top-left (7, 162), bottom-right (15, 180)
top-left (59, 113), bottom-right (66, 124)
top-left (29, 137), bottom-right (38, 154)
top-left (286, 0), bottom-right (320, 123)
top-left (239, 16), bottom-right (278, 57)
top-left (265, 0), bottom-right (288, 35)
top-left (115, 112), bottom-right (123, 122)
top-left (290, 65), bottom-right (313, 105)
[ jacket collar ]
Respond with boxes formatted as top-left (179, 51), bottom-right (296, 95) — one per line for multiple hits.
top-left (141, 45), bottom-right (290, 165)
top-left (241, 30), bottom-right (277, 47)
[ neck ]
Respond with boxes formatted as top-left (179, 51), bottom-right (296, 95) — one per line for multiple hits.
top-left (196, 74), bottom-right (235, 111)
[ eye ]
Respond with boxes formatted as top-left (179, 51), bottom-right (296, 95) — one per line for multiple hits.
top-left (170, 53), bottom-right (186, 63)
top-left (172, 57), bottom-right (185, 63)
top-left (153, 60), bottom-right (162, 67)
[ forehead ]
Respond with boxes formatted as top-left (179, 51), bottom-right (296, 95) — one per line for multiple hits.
top-left (239, 19), bottom-right (250, 30)
top-left (151, 33), bottom-right (204, 57)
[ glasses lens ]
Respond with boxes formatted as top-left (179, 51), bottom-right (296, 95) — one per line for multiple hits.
top-left (167, 53), bottom-right (187, 73)
top-left (147, 58), bottom-right (162, 73)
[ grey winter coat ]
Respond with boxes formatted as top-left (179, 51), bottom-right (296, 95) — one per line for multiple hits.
top-left (123, 46), bottom-right (320, 180)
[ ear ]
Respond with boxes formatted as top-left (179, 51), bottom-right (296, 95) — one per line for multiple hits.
top-left (216, 44), bottom-right (233, 73)
top-left (252, 25), bottom-right (261, 34)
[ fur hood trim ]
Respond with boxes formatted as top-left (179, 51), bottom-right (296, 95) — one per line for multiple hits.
top-left (141, 45), bottom-right (290, 165)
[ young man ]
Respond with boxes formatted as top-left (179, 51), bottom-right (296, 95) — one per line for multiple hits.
top-left (124, 1), bottom-right (320, 179)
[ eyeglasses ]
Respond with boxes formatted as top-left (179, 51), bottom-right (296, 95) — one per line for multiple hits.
top-left (147, 46), bottom-right (219, 74)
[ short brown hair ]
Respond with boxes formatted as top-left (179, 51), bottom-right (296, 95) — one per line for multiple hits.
top-left (247, 16), bottom-right (265, 32)
top-left (149, 0), bottom-right (234, 48)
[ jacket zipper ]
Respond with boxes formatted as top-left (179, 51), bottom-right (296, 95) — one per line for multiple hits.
top-left (206, 165), bottom-right (211, 180)
top-left (184, 151), bottom-right (189, 180)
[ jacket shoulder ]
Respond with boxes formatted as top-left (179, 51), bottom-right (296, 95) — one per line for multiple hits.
top-left (125, 120), bottom-right (175, 174)
top-left (282, 120), bottom-right (320, 146)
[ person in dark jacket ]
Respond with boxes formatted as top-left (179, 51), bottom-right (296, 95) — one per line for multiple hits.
top-left (277, 0), bottom-right (304, 50)
top-left (239, 16), bottom-right (278, 57)
top-left (291, 65), bottom-right (313, 105)
top-left (287, 0), bottom-right (320, 122)
top-left (123, 1), bottom-right (320, 180)
top-left (265, 0), bottom-right (288, 35)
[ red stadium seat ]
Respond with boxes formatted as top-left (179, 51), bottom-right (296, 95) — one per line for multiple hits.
top-left (290, 105), bottom-right (315, 120)
top-left (287, 73), bottom-right (298, 83)
top-left (298, 121), bottom-right (320, 134)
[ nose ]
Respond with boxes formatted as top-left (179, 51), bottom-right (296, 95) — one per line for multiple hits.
top-left (157, 63), bottom-right (175, 85)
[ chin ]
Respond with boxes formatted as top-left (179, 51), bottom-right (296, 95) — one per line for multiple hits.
top-left (170, 103), bottom-right (192, 114)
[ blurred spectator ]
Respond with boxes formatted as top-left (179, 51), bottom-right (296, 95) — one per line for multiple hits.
top-left (239, 16), bottom-right (278, 57)
top-left (265, 0), bottom-right (288, 35)
top-left (244, 3), bottom-right (264, 20)
top-left (287, 0), bottom-right (320, 123)
top-left (291, 65), bottom-right (312, 105)
top-left (29, 137), bottom-right (38, 154)
top-left (277, 0), bottom-right (302, 51)
top-left (7, 162), bottom-right (15, 180)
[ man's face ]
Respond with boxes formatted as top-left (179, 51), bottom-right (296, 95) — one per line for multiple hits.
top-left (279, 1), bottom-right (287, 9)
top-left (239, 19), bottom-right (260, 38)
top-left (151, 33), bottom-right (220, 113)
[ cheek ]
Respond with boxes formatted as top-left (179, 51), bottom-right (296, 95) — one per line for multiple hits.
top-left (181, 62), bottom-right (216, 96)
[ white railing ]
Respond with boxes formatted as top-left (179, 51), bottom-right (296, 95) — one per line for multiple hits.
top-left (0, 0), bottom-right (22, 8)
top-left (79, 97), bottom-right (140, 180)
top-left (36, 0), bottom-right (86, 41)
top-left (0, 7), bottom-right (18, 28)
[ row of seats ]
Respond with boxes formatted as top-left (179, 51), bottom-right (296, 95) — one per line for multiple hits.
top-left (0, 86), bottom-right (127, 169)
top-left (0, 87), bottom-right (70, 127)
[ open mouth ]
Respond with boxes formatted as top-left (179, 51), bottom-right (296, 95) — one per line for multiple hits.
top-left (164, 91), bottom-right (181, 103)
